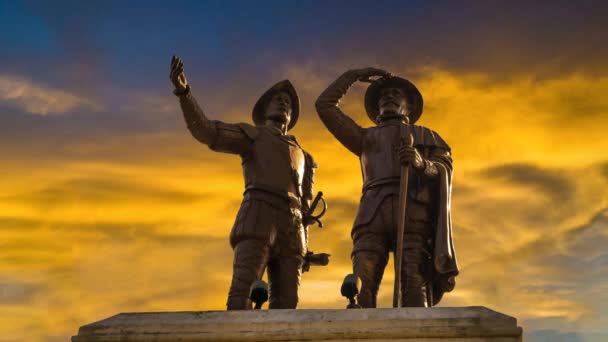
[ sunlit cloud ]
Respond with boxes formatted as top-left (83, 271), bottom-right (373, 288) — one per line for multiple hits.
top-left (0, 75), bottom-right (98, 115)
top-left (1, 66), bottom-right (607, 342)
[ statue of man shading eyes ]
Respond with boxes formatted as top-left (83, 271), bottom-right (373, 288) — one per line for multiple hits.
top-left (170, 56), bottom-right (326, 310)
top-left (316, 68), bottom-right (459, 308)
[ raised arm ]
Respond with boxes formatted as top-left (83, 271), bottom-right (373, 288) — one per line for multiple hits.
top-left (315, 68), bottom-right (390, 156)
top-left (170, 56), bottom-right (253, 155)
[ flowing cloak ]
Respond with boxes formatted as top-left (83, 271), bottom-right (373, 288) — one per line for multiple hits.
top-left (428, 134), bottom-right (458, 305)
top-left (405, 125), bottom-right (458, 305)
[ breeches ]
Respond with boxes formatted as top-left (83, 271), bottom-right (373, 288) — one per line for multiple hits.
top-left (227, 198), bottom-right (305, 310)
top-left (352, 195), bottom-right (433, 308)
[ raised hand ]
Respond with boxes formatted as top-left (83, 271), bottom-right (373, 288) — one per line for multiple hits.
top-left (170, 55), bottom-right (188, 93)
top-left (350, 67), bottom-right (391, 83)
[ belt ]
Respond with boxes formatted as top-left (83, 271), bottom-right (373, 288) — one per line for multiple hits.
top-left (244, 186), bottom-right (301, 210)
top-left (362, 177), bottom-right (400, 192)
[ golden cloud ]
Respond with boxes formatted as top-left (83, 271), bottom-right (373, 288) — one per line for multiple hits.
top-left (1, 67), bottom-right (607, 341)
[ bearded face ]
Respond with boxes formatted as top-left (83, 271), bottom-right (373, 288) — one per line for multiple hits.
top-left (378, 87), bottom-right (408, 118)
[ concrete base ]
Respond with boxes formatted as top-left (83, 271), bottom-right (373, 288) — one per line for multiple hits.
top-left (72, 306), bottom-right (522, 341)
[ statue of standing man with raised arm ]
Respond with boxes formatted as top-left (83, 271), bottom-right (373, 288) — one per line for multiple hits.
top-left (316, 68), bottom-right (458, 308)
top-left (170, 56), bottom-right (327, 310)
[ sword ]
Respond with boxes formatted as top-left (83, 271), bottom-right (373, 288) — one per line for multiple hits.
top-left (305, 191), bottom-right (327, 228)
top-left (394, 133), bottom-right (413, 308)
top-left (302, 191), bottom-right (330, 273)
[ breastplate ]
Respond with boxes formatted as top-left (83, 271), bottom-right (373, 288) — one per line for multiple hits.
top-left (242, 127), bottom-right (305, 198)
top-left (360, 123), bottom-right (403, 189)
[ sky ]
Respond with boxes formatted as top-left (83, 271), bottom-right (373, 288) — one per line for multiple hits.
top-left (1, 1), bottom-right (607, 341)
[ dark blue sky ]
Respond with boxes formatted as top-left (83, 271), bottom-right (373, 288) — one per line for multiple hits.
top-left (3, 0), bottom-right (606, 91)
top-left (1, 0), bottom-right (607, 151)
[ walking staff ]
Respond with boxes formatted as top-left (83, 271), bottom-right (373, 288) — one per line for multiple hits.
top-left (394, 134), bottom-right (413, 308)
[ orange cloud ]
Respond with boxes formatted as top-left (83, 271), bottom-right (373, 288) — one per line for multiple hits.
top-left (1, 67), bottom-right (607, 341)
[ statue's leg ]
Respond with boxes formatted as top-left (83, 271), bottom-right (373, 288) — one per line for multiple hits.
top-left (352, 197), bottom-right (392, 308)
top-left (390, 190), bottom-right (433, 307)
top-left (267, 254), bottom-right (304, 309)
top-left (399, 227), bottom-right (432, 307)
top-left (353, 249), bottom-right (388, 308)
top-left (226, 239), bottom-right (270, 310)
top-left (267, 207), bottom-right (305, 309)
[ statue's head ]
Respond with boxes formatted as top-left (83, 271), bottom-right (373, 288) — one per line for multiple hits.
top-left (252, 80), bottom-right (300, 130)
top-left (264, 91), bottom-right (292, 127)
top-left (378, 86), bottom-right (409, 120)
top-left (364, 76), bottom-right (423, 125)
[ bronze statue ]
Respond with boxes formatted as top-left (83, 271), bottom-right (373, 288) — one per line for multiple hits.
top-left (170, 56), bottom-right (327, 310)
top-left (315, 68), bottom-right (458, 308)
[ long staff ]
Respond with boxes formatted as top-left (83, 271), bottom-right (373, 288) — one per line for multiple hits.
top-left (393, 133), bottom-right (414, 308)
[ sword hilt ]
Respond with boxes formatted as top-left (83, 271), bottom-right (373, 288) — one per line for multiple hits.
top-left (305, 191), bottom-right (326, 228)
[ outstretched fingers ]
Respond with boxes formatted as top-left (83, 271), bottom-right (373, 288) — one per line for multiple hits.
top-left (170, 66), bottom-right (178, 81)
top-left (170, 56), bottom-right (177, 79)
top-left (170, 62), bottom-right (184, 81)
top-left (170, 55), bottom-right (179, 72)
top-left (170, 55), bottom-right (184, 76)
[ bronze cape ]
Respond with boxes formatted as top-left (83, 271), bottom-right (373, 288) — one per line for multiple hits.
top-left (316, 71), bottom-right (458, 307)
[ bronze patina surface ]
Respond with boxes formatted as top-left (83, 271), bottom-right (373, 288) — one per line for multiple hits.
top-left (316, 68), bottom-right (459, 308)
top-left (171, 56), bottom-right (323, 310)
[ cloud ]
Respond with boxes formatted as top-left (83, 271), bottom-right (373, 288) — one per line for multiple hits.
top-left (1, 63), bottom-right (608, 341)
top-left (0, 279), bottom-right (44, 305)
top-left (0, 216), bottom-right (40, 231)
top-left (526, 329), bottom-right (584, 342)
top-left (0, 75), bottom-right (98, 115)
top-left (0, 217), bottom-right (235, 341)
top-left (10, 177), bottom-right (202, 206)
top-left (481, 163), bottom-right (574, 201)
top-left (600, 161), bottom-right (608, 180)
top-left (1, 3), bottom-right (608, 341)
top-left (452, 208), bottom-right (608, 335)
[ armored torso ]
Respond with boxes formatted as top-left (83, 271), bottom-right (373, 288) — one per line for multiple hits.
top-left (242, 126), bottom-right (306, 200)
top-left (360, 121), bottom-right (403, 190)
top-left (354, 122), bottom-right (451, 227)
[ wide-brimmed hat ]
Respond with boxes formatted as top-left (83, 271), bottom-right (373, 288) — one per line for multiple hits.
top-left (252, 80), bottom-right (300, 130)
top-left (364, 76), bottom-right (423, 124)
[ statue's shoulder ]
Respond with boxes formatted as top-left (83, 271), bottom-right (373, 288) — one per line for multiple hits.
top-left (288, 136), bottom-right (317, 167)
top-left (412, 125), bottom-right (451, 151)
top-left (234, 122), bottom-right (260, 140)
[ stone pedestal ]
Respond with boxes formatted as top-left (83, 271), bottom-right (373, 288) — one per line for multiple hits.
top-left (72, 306), bottom-right (522, 341)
